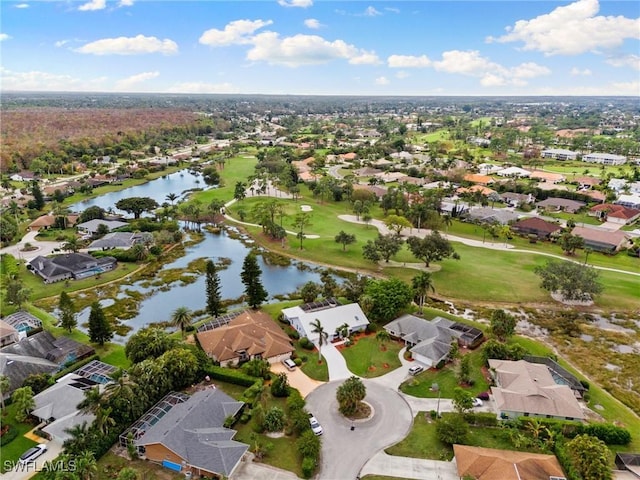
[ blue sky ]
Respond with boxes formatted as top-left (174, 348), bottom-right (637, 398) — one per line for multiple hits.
top-left (1, 0), bottom-right (638, 95)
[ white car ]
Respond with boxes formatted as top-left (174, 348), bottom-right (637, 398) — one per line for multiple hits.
top-left (408, 365), bottom-right (424, 376)
top-left (19, 443), bottom-right (47, 465)
top-left (282, 358), bottom-right (296, 371)
top-left (472, 398), bottom-right (484, 407)
top-left (308, 414), bottom-right (324, 435)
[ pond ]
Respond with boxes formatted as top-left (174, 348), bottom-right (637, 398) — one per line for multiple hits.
top-left (72, 227), bottom-right (335, 343)
top-left (69, 169), bottom-right (207, 214)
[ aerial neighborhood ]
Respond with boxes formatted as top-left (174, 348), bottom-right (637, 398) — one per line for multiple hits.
top-left (0, 93), bottom-right (639, 480)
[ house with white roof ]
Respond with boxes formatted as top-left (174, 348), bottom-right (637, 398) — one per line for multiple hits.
top-left (541, 149), bottom-right (578, 161)
top-left (496, 167), bottom-right (531, 178)
top-left (582, 152), bottom-right (627, 165)
top-left (281, 301), bottom-right (369, 346)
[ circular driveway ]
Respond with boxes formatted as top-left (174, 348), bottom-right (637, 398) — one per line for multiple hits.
top-left (304, 379), bottom-right (413, 480)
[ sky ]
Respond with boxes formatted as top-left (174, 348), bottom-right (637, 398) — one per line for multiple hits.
top-left (1, 0), bottom-right (639, 96)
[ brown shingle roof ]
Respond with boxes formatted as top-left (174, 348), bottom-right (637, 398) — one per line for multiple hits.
top-left (572, 226), bottom-right (629, 247)
top-left (196, 310), bottom-right (293, 363)
top-left (512, 217), bottom-right (562, 235)
top-left (454, 445), bottom-right (566, 480)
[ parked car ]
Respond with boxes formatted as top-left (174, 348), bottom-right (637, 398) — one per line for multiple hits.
top-left (477, 391), bottom-right (490, 401)
top-left (19, 443), bottom-right (47, 465)
top-left (472, 398), bottom-right (484, 407)
top-left (408, 365), bottom-right (424, 376)
top-left (282, 358), bottom-right (296, 371)
top-left (308, 413), bottom-right (323, 435)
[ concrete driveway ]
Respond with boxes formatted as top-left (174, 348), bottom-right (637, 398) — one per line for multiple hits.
top-left (0, 230), bottom-right (65, 262)
top-left (270, 363), bottom-right (324, 398)
top-left (360, 451), bottom-right (458, 480)
top-left (231, 454), bottom-right (301, 480)
top-left (305, 380), bottom-right (413, 480)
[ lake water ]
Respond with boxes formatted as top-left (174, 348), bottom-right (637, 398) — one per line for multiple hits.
top-left (66, 167), bottom-right (337, 342)
top-left (69, 170), bottom-right (207, 214)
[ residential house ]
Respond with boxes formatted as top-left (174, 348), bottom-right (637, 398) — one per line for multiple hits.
top-left (530, 171), bottom-right (565, 184)
top-left (489, 359), bottom-right (585, 421)
top-left (88, 232), bottom-right (152, 251)
top-left (463, 174), bottom-right (494, 186)
top-left (76, 219), bottom-right (128, 235)
top-left (31, 373), bottom-right (98, 443)
top-left (0, 320), bottom-right (19, 347)
top-left (496, 167), bottom-right (531, 178)
top-left (616, 193), bottom-right (640, 210)
top-left (608, 178), bottom-right (628, 192)
top-left (282, 301), bottom-right (370, 346)
top-left (10, 171), bottom-right (37, 182)
top-left (541, 148), bottom-right (578, 161)
top-left (582, 189), bottom-right (607, 203)
top-left (589, 204), bottom-right (640, 225)
top-left (28, 214), bottom-right (79, 232)
top-left (575, 176), bottom-right (601, 190)
top-left (1, 311), bottom-right (42, 334)
top-left (340, 152), bottom-right (358, 162)
top-left (501, 192), bottom-right (534, 208)
top-left (453, 445), bottom-right (566, 480)
top-left (615, 453), bottom-right (640, 478)
top-left (536, 197), bottom-right (585, 213)
top-left (571, 226), bottom-right (631, 252)
top-left (512, 217), bottom-right (562, 239)
top-left (465, 207), bottom-right (520, 225)
top-left (583, 152), bottom-right (627, 165)
top-left (28, 253), bottom-right (117, 283)
top-left (134, 388), bottom-right (248, 478)
top-left (0, 331), bottom-right (94, 398)
top-left (354, 167), bottom-right (383, 177)
top-left (196, 310), bottom-right (294, 367)
top-left (478, 163), bottom-right (503, 175)
top-left (384, 315), bottom-right (483, 367)
top-left (457, 185), bottom-right (497, 197)
top-left (372, 158), bottom-right (394, 168)
top-left (375, 171), bottom-right (408, 183)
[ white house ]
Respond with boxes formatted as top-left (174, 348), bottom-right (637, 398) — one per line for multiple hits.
top-left (616, 193), bottom-right (640, 209)
top-left (608, 178), bottom-right (628, 192)
top-left (282, 301), bottom-right (369, 346)
top-left (582, 152), bottom-right (627, 165)
top-left (541, 149), bottom-right (578, 161)
top-left (496, 167), bottom-right (531, 178)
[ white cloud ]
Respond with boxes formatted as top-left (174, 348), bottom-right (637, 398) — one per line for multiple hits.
top-left (432, 50), bottom-right (550, 87)
top-left (606, 54), bottom-right (640, 71)
top-left (395, 70), bottom-right (410, 79)
top-left (387, 54), bottom-right (430, 68)
top-left (119, 0), bottom-right (134, 6)
top-left (55, 39), bottom-right (69, 47)
top-left (0, 67), bottom-right (107, 91)
top-left (15, 3), bottom-right (29, 8)
top-left (486, 0), bottom-right (640, 56)
top-left (278, 0), bottom-right (312, 7)
top-left (385, 7), bottom-right (400, 13)
top-left (375, 76), bottom-right (389, 85)
top-left (247, 32), bottom-right (380, 67)
top-left (115, 71), bottom-right (159, 90)
top-left (364, 6), bottom-right (382, 17)
top-left (165, 82), bottom-right (238, 94)
top-left (304, 18), bottom-right (322, 29)
top-left (75, 35), bottom-right (178, 55)
top-left (78, 0), bottom-right (106, 11)
top-left (199, 19), bottom-right (272, 47)
top-left (0, 34), bottom-right (11, 42)
top-left (571, 67), bottom-right (592, 76)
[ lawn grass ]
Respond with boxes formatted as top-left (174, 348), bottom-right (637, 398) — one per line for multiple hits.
top-left (298, 348), bottom-right (329, 382)
top-left (191, 155), bottom-right (258, 204)
top-left (340, 334), bottom-right (403, 378)
top-left (1, 403), bottom-right (38, 472)
top-left (399, 350), bottom-right (489, 398)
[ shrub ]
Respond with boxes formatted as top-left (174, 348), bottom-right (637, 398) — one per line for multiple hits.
top-left (202, 365), bottom-right (259, 387)
top-left (365, 323), bottom-right (378, 334)
top-left (301, 456), bottom-right (316, 479)
top-left (240, 413), bottom-right (251, 424)
top-left (294, 358), bottom-right (302, 366)
top-left (263, 407), bottom-right (285, 432)
top-left (0, 424), bottom-right (18, 446)
top-left (463, 412), bottom-right (498, 427)
top-left (299, 337), bottom-right (315, 350)
top-left (270, 373), bottom-right (290, 398)
top-left (580, 380), bottom-right (590, 390)
top-left (582, 423), bottom-right (631, 445)
top-left (436, 414), bottom-right (469, 445)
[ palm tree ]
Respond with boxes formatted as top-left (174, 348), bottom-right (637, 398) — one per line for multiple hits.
top-left (165, 193), bottom-right (179, 206)
top-left (309, 319), bottom-right (328, 363)
top-left (171, 306), bottom-right (192, 338)
top-left (412, 271), bottom-right (435, 314)
top-left (76, 450), bottom-right (98, 480)
top-left (78, 386), bottom-right (102, 415)
top-left (63, 236), bottom-right (80, 253)
top-left (375, 330), bottom-right (391, 351)
top-left (63, 422), bottom-right (91, 455)
top-left (95, 406), bottom-right (116, 435)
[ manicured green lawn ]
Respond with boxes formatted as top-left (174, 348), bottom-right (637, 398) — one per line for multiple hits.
top-left (340, 335), bottom-right (403, 378)
top-left (1, 404), bottom-right (38, 472)
top-left (400, 350), bottom-right (489, 398)
top-left (191, 156), bottom-right (258, 204)
top-left (298, 347), bottom-right (329, 382)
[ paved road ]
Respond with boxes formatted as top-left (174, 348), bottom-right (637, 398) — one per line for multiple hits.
top-left (305, 380), bottom-right (413, 480)
top-left (0, 230), bottom-right (65, 262)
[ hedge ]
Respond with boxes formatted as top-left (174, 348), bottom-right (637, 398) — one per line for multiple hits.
top-left (517, 417), bottom-right (631, 445)
top-left (0, 424), bottom-right (18, 446)
top-left (554, 439), bottom-right (582, 480)
top-left (463, 412), bottom-right (499, 427)
top-left (202, 365), bottom-right (259, 387)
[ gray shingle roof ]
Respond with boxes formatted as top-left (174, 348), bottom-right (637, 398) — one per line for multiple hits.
top-left (88, 232), bottom-right (134, 250)
top-left (384, 314), bottom-right (458, 364)
top-left (136, 388), bottom-right (247, 476)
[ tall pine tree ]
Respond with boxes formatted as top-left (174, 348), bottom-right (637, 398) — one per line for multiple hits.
top-left (88, 301), bottom-right (113, 346)
top-left (58, 291), bottom-right (77, 333)
top-left (205, 260), bottom-right (224, 317)
top-left (240, 252), bottom-right (268, 309)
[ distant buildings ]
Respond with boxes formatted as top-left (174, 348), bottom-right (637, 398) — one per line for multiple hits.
top-left (541, 149), bottom-right (578, 161)
top-left (582, 152), bottom-right (627, 165)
